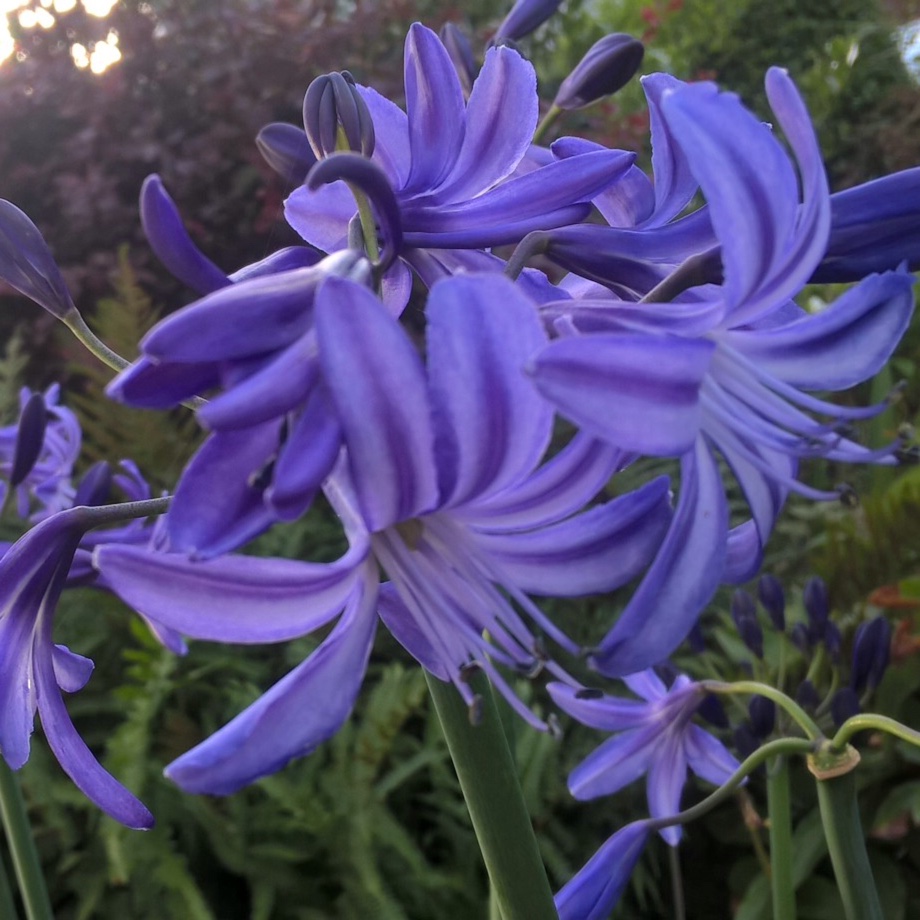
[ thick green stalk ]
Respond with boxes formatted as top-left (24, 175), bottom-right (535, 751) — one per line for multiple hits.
top-left (813, 766), bottom-right (881, 920)
top-left (425, 671), bottom-right (557, 920)
top-left (0, 762), bottom-right (53, 920)
top-left (0, 841), bottom-right (21, 920)
top-left (766, 756), bottom-right (795, 920)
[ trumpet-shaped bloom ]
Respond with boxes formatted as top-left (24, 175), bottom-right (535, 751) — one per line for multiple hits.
top-left (531, 69), bottom-right (914, 676)
top-left (96, 272), bottom-right (672, 795)
top-left (549, 671), bottom-right (739, 846)
top-left (285, 24), bottom-right (635, 277)
top-left (0, 507), bottom-right (154, 828)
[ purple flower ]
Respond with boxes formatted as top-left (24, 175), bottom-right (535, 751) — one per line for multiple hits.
top-left (530, 69), bottom-right (914, 676)
top-left (549, 671), bottom-right (739, 846)
top-left (0, 507), bottom-right (154, 828)
top-left (555, 819), bottom-right (649, 920)
top-left (285, 24), bottom-right (634, 287)
top-left (0, 385), bottom-right (80, 522)
top-left (96, 272), bottom-right (672, 795)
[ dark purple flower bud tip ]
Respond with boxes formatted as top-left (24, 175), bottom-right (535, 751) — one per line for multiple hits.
top-left (830, 687), bottom-right (861, 728)
top-left (698, 694), bottom-right (729, 729)
top-left (748, 695), bottom-right (776, 739)
top-left (803, 577), bottom-right (830, 633)
top-left (494, 0), bottom-right (561, 43)
top-left (733, 724), bottom-right (760, 761)
top-left (851, 616), bottom-right (892, 695)
top-left (731, 589), bottom-right (764, 659)
top-left (303, 71), bottom-right (375, 161)
top-left (554, 34), bottom-right (645, 110)
top-left (574, 687), bottom-right (604, 700)
top-left (74, 461), bottom-right (113, 508)
top-left (439, 23), bottom-right (476, 96)
top-left (790, 622), bottom-right (812, 654)
top-left (795, 680), bottom-right (820, 712)
top-left (256, 123), bottom-right (318, 186)
top-left (9, 392), bottom-right (47, 488)
top-left (757, 574), bottom-right (786, 631)
top-left (824, 621), bottom-right (842, 663)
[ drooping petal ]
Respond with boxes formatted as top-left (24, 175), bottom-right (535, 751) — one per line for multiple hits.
top-left (94, 539), bottom-right (368, 643)
top-left (426, 273), bottom-right (551, 506)
top-left (591, 438), bottom-right (728, 676)
top-left (547, 682), bottom-right (650, 732)
top-left (377, 582), bottom-right (450, 680)
top-left (721, 270), bottom-right (915, 390)
top-left (474, 476), bottom-right (671, 595)
top-left (567, 725), bottom-right (658, 799)
top-left (106, 356), bottom-right (220, 409)
top-left (283, 180), bottom-right (357, 252)
top-left (316, 277), bottom-right (438, 530)
top-left (402, 23), bottom-right (466, 195)
top-left (164, 569), bottom-right (378, 795)
top-left (646, 730), bottom-right (687, 845)
top-left (531, 333), bottom-right (714, 456)
top-left (52, 644), bottom-right (94, 693)
top-left (139, 175), bottom-right (229, 295)
top-left (166, 422), bottom-right (283, 557)
top-left (432, 43), bottom-right (537, 204)
top-left (684, 724), bottom-right (741, 787)
top-left (256, 122), bottom-right (317, 186)
top-left (555, 821), bottom-right (649, 920)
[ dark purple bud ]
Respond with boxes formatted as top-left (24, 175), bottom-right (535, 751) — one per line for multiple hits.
top-left (439, 23), bottom-right (476, 96)
top-left (790, 622), bottom-right (812, 654)
top-left (303, 71), bottom-right (375, 161)
top-left (256, 122), bottom-right (318, 186)
top-left (0, 200), bottom-right (76, 319)
top-left (140, 176), bottom-right (229, 296)
top-left (494, 0), bottom-right (561, 42)
top-left (824, 621), bottom-right (842, 663)
top-left (698, 694), bottom-right (729, 729)
top-left (554, 33), bottom-right (645, 110)
top-left (795, 680), bottom-right (820, 712)
top-left (731, 589), bottom-right (763, 659)
top-left (748, 696), bottom-right (775, 739)
top-left (9, 392), bottom-right (47, 488)
top-left (803, 577), bottom-right (829, 636)
top-left (830, 687), bottom-right (861, 728)
top-left (733, 724), bottom-right (760, 761)
top-left (851, 616), bottom-right (892, 694)
top-left (307, 154), bottom-right (402, 269)
top-left (757, 574), bottom-right (786, 631)
top-left (74, 461), bottom-right (113, 508)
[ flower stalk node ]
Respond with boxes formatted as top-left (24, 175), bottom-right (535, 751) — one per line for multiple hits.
top-left (807, 742), bottom-right (861, 780)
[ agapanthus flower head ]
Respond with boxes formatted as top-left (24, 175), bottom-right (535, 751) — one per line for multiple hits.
top-left (529, 67), bottom-right (914, 677)
top-left (98, 271), bottom-right (672, 795)
top-left (0, 505), bottom-right (157, 828)
top-left (285, 22), bottom-right (635, 292)
top-left (549, 669), bottom-right (740, 846)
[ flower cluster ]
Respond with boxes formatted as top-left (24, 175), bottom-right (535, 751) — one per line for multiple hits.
top-left (0, 4), bottom-right (916, 915)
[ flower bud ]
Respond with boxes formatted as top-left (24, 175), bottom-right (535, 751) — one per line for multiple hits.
top-left (795, 680), bottom-right (820, 712)
top-left (731, 589), bottom-right (763, 659)
top-left (830, 687), bottom-right (861, 727)
top-left (823, 621), bottom-right (842, 664)
top-left (790, 622), bottom-right (812, 654)
top-left (256, 122), bottom-right (317, 186)
top-left (757, 573), bottom-right (785, 631)
top-left (9, 392), bottom-right (47, 488)
top-left (303, 71), bottom-right (375, 161)
top-left (74, 461), bottom-right (113, 508)
top-left (850, 616), bottom-right (892, 694)
top-left (494, 0), bottom-right (561, 43)
top-left (554, 33), bottom-right (645, 110)
top-left (803, 576), bottom-right (829, 639)
top-left (748, 695), bottom-right (775, 739)
top-left (439, 23), bottom-right (476, 96)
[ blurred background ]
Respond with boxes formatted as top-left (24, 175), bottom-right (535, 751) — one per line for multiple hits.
top-left (0, 2), bottom-right (919, 917)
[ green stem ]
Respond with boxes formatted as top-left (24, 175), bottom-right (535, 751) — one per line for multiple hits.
top-left (0, 762), bottom-right (53, 920)
top-left (831, 713), bottom-right (920, 752)
top-left (349, 186), bottom-right (380, 264)
top-left (767, 756), bottom-right (796, 920)
top-left (668, 844), bottom-right (686, 920)
top-left (425, 672), bottom-right (557, 920)
top-left (702, 681), bottom-right (823, 741)
top-left (532, 104), bottom-right (562, 145)
top-left (0, 841), bottom-right (21, 920)
top-left (648, 737), bottom-right (816, 834)
top-left (814, 769), bottom-right (882, 920)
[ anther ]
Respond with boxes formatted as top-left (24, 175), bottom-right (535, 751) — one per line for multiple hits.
top-left (574, 687), bottom-right (604, 700)
top-left (836, 483), bottom-right (859, 508)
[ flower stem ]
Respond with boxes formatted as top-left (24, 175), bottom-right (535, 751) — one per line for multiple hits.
top-left (424, 671), bottom-right (557, 920)
top-left (831, 713), bottom-right (920, 752)
top-left (813, 768), bottom-right (882, 920)
top-left (766, 756), bottom-right (796, 920)
top-left (0, 840), bottom-right (21, 920)
top-left (702, 681), bottom-right (822, 740)
top-left (533, 105), bottom-right (562, 146)
top-left (0, 762), bottom-right (53, 920)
